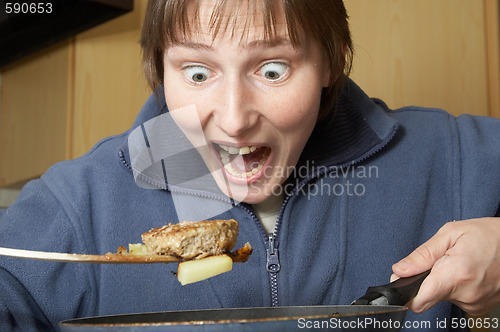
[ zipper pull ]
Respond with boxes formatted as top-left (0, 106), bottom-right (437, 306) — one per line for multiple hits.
top-left (266, 233), bottom-right (280, 272)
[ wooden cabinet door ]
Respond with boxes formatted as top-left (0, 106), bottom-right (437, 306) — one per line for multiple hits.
top-left (345, 0), bottom-right (499, 117)
top-left (0, 42), bottom-right (71, 187)
top-left (70, 0), bottom-right (150, 159)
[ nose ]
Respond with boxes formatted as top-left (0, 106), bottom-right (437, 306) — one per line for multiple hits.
top-left (213, 76), bottom-right (258, 137)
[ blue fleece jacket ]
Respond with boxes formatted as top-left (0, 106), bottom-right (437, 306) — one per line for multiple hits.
top-left (0, 80), bottom-right (499, 331)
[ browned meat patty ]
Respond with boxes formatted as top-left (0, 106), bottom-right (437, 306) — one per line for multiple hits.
top-left (141, 219), bottom-right (239, 259)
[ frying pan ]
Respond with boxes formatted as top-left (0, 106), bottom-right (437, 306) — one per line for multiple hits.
top-left (59, 270), bottom-right (430, 331)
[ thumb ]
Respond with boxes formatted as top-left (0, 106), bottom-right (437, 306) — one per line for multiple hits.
top-left (392, 223), bottom-right (455, 277)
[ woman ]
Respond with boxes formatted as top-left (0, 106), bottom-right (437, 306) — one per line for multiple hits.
top-left (0, 0), bottom-right (499, 330)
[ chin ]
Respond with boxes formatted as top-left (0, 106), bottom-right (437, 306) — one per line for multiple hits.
top-left (210, 173), bottom-right (279, 204)
top-left (239, 192), bottom-right (269, 204)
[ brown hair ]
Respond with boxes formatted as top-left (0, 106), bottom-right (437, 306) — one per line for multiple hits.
top-left (140, 0), bottom-right (353, 122)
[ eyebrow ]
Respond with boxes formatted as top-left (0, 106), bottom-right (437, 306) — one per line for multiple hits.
top-left (174, 37), bottom-right (293, 51)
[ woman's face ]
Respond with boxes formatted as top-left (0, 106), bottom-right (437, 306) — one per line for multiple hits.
top-left (163, 0), bottom-right (329, 204)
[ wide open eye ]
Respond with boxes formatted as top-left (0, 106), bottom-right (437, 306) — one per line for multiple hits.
top-left (184, 66), bottom-right (211, 83)
top-left (258, 62), bottom-right (288, 81)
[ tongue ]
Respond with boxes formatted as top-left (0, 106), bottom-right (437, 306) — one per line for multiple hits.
top-left (230, 148), bottom-right (267, 173)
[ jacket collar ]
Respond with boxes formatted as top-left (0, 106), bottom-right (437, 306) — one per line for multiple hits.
top-left (119, 79), bottom-right (398, 185)
top-left (130, 88), bottom-right (168, 131)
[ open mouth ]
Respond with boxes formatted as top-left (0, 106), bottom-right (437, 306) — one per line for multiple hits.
top-left (213, 143), bottom-right (271, 180)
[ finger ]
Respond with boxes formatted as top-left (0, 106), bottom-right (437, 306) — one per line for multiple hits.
top-left (406, 253), bottom-right (479, 313)
top-left (392, 222), bottom-right (457, 277)
top-left (405, 259), bottom-right (451, 313)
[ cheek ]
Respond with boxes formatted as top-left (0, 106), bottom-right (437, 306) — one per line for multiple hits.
top-left (163, 80), bottom-right (187, 111)
top-left (163, 79), bottom-right (212, 127)
top-left (265, 86), bottom-right (321, 132)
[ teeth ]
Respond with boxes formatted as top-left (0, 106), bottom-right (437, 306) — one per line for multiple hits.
top-left (217, 144), bottom-right (270, 179)
top-left (239, 146), bottom-right (250, 155)
top-left (218, 149), bottom-right (230, 165)
top-left (218, 144), bottom-right (258, 156)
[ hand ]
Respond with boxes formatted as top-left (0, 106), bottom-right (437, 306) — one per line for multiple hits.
top-left (391, 217), bottom-right (500, 315)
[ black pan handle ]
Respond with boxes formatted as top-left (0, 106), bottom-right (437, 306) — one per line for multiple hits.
top-left (352, 270), bottom-right (430, 306)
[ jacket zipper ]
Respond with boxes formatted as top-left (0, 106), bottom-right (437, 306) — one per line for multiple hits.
top-left (237, 203), bottom-right (281, 306)
top-left (266, 193), bottom-right (293, 306)
top-left (267, 233), bottom-right (280, 306)
top-left (238, 192), bottom-right (294, 307)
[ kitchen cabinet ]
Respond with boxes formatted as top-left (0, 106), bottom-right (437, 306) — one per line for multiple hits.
top-left (0, 0), bottom-right (150, 187)
top-left (0, 0), bottom-right (499, 187)
top-left (0, 42), bottom-right (71, 187)
top-left (345, 0), bottom-right (499, 118)
top-left (70, 0), bottom-right (150, 159)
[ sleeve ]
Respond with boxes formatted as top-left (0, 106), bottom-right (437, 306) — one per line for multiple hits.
top-left (455, 114), bottom-right (500, 219)
top-left (0, 178), bottom-right (98, 331)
